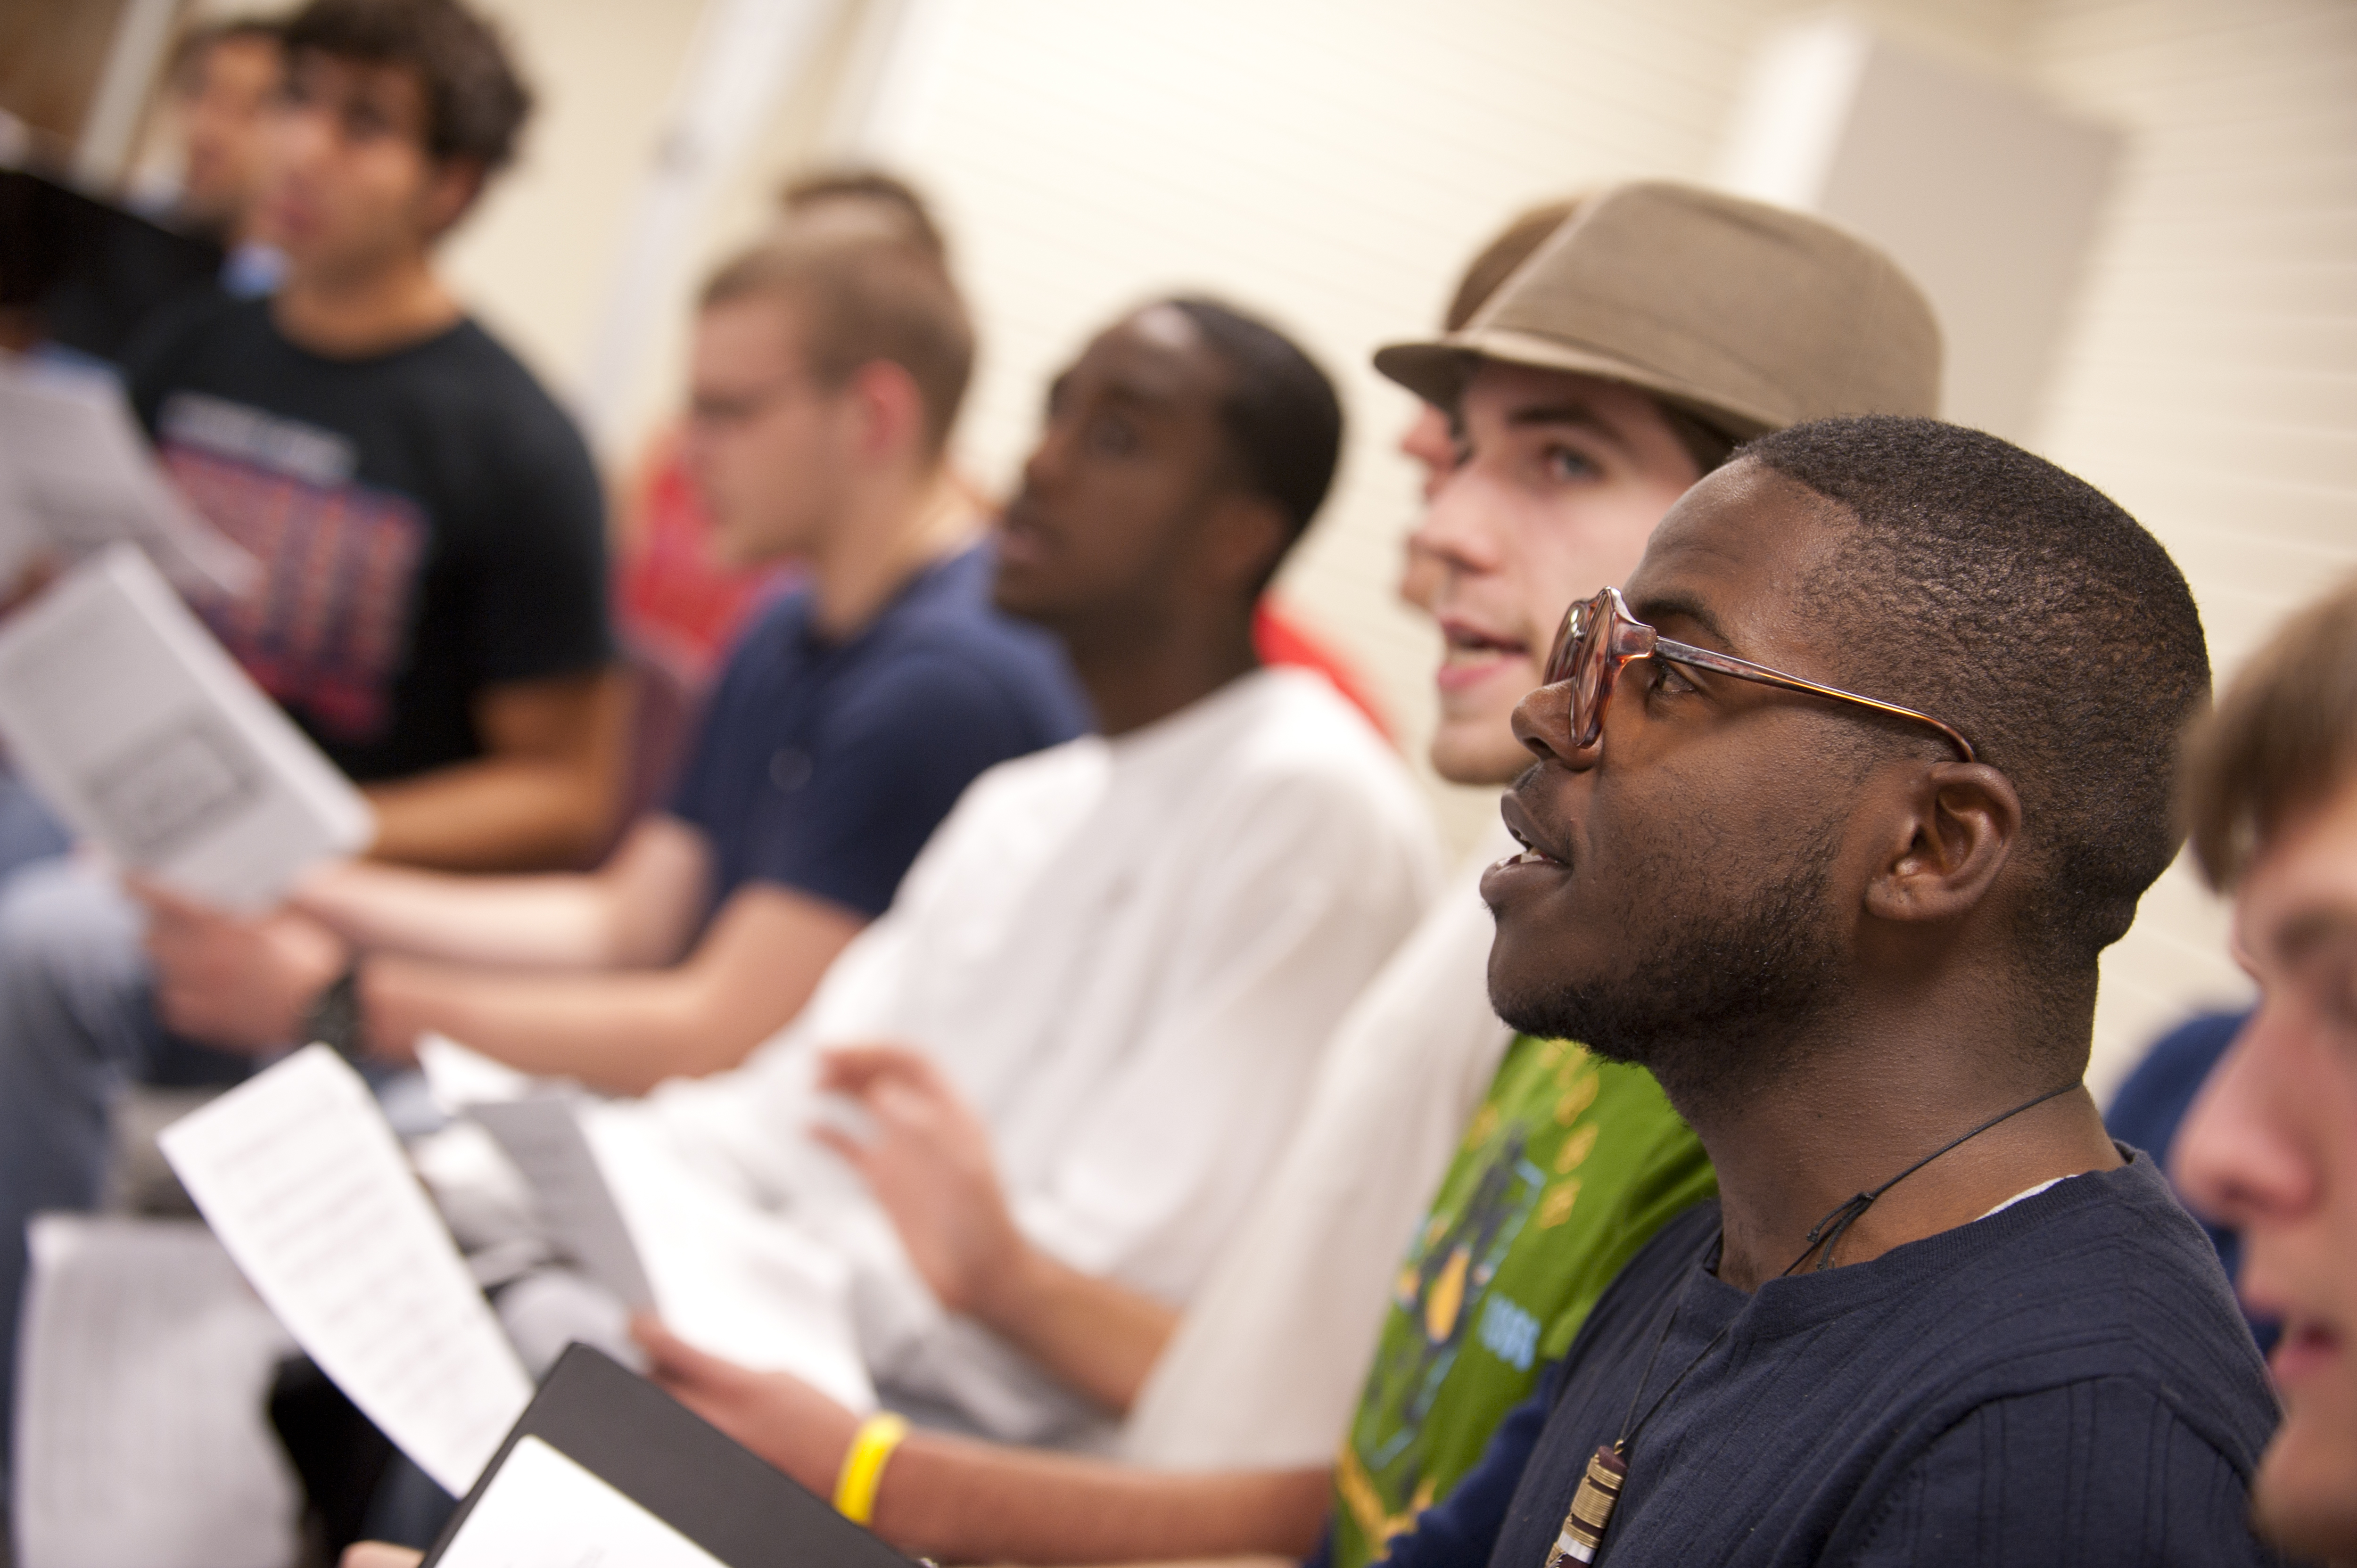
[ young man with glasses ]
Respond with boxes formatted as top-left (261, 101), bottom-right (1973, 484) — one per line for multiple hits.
top-left (1420, 415), bottom-right (2278, 1566)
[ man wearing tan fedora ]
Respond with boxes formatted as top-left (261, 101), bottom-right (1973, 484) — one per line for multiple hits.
top-left (348, 182), bottom-right (1949, 1568)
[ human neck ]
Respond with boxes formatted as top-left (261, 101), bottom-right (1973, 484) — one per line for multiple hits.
top-left (272, 247), bottom-right (458, 358)
top-left (1060, 608), bottom-right (1259, 738)
top-left (805, 467), bottom-right (975, 641)
top-left (1680, 1001), bottom-right (2119, 1292)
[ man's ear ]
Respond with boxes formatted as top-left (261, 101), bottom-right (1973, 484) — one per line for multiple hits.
top-left (1863, 762), bottom-right (2021, 926)
top-left (843, 360), bottom-right (927, 465)
top-left (418, 156), bottom-right (484, 240)
top-left (1200, 491), bottom-right (1291, 600)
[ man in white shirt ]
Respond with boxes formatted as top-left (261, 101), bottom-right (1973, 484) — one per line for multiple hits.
top-left (432, 294), bottom-right (1440, 1450)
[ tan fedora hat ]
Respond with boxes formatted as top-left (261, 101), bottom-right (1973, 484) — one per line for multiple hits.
top-left (1374, 181), bottom-right (1942, 439)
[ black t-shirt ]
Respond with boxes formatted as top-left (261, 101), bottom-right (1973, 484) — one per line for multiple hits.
top-left (124, 297), bottom-right (611, 781)
top-left (668, 544), bottom-right (1089, 922)
top-left (1377, 1152), bottom-right (2285, 1567)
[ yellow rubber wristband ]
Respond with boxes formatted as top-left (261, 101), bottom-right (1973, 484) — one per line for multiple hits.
top-left (833, 1412), bottom-right (910, 1526)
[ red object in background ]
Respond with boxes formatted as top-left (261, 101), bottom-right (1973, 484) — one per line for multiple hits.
top-left (616, 430), bottom-right (1393, 741)
top-left (614, 431), bottom-right (793, 685)
top-left (1252, 599), bottom-right (1391, 740)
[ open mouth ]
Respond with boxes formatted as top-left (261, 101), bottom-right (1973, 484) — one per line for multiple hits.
top-left (1438, 619), bottom-right (1532, 689)
top-left (2270, 1316), bottom-right (2343, 1392)
top-left (1494, 796), bottom-right (1568, 870)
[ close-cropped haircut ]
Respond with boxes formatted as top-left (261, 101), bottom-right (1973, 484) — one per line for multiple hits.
top-left (700, 232), bottom-right (975, 459)
top-left (2183, 575), bottom-right (2357, 890)
top-left (777, 167), bottom-right (947, 262)
top-left (282, 0), bottom-right (532, 172)
top-left (1739, 416), bottom-right (2210, 979)
top-left (1162, 296), bottom-right (1344, 564)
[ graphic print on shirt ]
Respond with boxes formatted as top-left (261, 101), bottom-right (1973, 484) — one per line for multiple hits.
top-left (157, 391), bottom-right (427, 741)
top-left (1340, 1041), bottom-right (1600, 1551)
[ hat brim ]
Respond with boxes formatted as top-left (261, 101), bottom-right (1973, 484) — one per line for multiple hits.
top-left (1373, 327), bottom-right (1779, 443)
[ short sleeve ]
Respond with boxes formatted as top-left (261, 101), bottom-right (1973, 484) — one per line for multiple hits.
top-left (730, 654), bottom-right (1055, 919)
top-left (462, 394), bottom-right (612, 685)
top-left (1852, 1381), bottom-right (2284, 1567)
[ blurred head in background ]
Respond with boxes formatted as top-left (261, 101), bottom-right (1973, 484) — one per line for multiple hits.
top-left (682, 230), bottom-right (974, 568)
top-left (2173, 575), bottom-right (2357, 1564)
top-left (995, 296), bottom-right (1341, 660)
top-left (775, 166), bottom-right (950, 261)
top-left (261, 0), bottom-right (530, 284)
top-left (164, 17), bottom-right (286, 246)
top-left (1378, 181), bottom-right (1943, 785)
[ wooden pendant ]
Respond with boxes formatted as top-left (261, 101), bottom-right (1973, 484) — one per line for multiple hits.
top-left (1545, 1444), bottom-right (1628, 1565)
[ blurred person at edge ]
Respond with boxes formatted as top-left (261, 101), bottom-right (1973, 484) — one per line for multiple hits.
top-left (508, 185), bottom-right (1944, 1568)
top-left (0, 0), bottom-right (628, 1499)
top-left (2174, 575), bottom-right (2357, 1566)
top-left (159, 16), bottom-right (291, 296)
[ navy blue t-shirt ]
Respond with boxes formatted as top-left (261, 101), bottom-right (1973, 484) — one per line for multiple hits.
top-left (1369, 1152), bottom-right (2283, 1568)
top-left (667, 544), bottom-right (1087, 922)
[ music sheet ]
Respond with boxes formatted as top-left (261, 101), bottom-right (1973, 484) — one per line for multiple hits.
top-left (158, 1046), bottom-right (534, 1496)
top-left (0, 546), bottom-right (372, 910)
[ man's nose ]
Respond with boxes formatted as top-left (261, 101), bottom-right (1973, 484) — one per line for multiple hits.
top-left (2170, 1006), bottom-right (2317, 1234)
top-left (1406, 468), bottom-right (1503, 577)
top-left (1510, 681), bottom-right (1587, 768)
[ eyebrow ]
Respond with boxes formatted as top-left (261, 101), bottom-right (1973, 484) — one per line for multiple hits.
top-left (1629, 591), bottom-right (1736, 651)
top-left (1504, 404), bottom-right (1626, 443)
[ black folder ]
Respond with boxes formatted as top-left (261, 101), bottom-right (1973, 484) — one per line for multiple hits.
top-left (422, 1344), bottom-right (918, 1566)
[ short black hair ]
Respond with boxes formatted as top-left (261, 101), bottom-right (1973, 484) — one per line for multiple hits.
top-left (172, 16), bottom-right (285, 84)
top-left (1739, 416), bottom-right (2209, 979)
top-left (283, 0), bottom-right (532, 171)
top-left (1163, 296), bottom-right (1343, 564)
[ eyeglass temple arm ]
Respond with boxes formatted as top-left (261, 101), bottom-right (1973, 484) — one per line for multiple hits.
top-left (1651, 635), bottom-right (1978, 763)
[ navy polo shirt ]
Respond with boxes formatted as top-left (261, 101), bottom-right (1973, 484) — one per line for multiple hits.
top-left (667, 545), bottom-right (1087, 922)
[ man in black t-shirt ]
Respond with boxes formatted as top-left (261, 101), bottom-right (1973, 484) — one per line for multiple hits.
top-left (1376, 419), bottom-right (2280, 1566)
top-left (0, 0), bottom-right (617, 1493)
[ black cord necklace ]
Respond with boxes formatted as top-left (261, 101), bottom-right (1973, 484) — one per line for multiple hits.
top-left (1541, 1079), bottom-right (2081, 1568)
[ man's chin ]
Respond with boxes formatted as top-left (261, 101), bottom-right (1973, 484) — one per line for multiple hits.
top-left (2251, 1424), bottom-right (2357, 1562)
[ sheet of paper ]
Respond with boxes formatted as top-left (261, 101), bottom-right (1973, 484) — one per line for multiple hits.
top-left (470, 1097), bottom-right (657, 1312)
top-left (582, 1106), bottom-right (877, 1414)
top-left (158, 1046), bottom-right (534, 1496)
top-left (434, 1435), bottom-right (726, 1568)
top-left (0, 356), bottom-right (256, 596)
top-left (0, 545), bottom-right (373, 910)
top-left (11, 1216), bottom-right (302, 1568)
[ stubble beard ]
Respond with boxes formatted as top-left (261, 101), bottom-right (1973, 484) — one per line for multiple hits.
top-left (1489, 826), bottom-right (1848, 1124)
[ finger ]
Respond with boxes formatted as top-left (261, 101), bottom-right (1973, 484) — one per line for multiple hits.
top-left (809, 1123), bottom-right (880, 1178)
top-left (631, 1316), bottom-right (745, 1392)
top-left (340, 1546), bottom-right (425, 1568)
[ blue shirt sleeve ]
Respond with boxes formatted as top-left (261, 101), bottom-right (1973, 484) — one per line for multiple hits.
top-left (1852, 1381), bottom-right (2286, 1567)
top-left (1364, 1361), bottom-right (1562, 1568)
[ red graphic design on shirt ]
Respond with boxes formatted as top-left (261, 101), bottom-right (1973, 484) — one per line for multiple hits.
top-left (163, 442), bottom-right (428, 740)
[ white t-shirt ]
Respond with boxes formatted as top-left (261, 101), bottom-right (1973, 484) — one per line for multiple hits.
top-left (618, 668), bottom-right (1442, 1442)
top-left (1120, 821), bottom-right (1517, 1468)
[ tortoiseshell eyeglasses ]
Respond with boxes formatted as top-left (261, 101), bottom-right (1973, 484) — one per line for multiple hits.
top-left (1541, 587), bottom-right (1977, 762)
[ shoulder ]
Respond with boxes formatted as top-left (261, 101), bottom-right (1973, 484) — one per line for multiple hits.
top-left (857, 551), bottom-right (1087, 728)
top-left (1199, 668), bottom-right (1434, 831)
top-left (1861, 1157), bottom-right (2277, 1471)
top-left (418, 320), bottom-right (595, 462)
top-left (122, 293), bottom-right (264, 402)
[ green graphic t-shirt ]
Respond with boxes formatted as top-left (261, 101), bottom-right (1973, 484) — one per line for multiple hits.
top-left (1330, 1035), bottom-right (1712, 1567)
